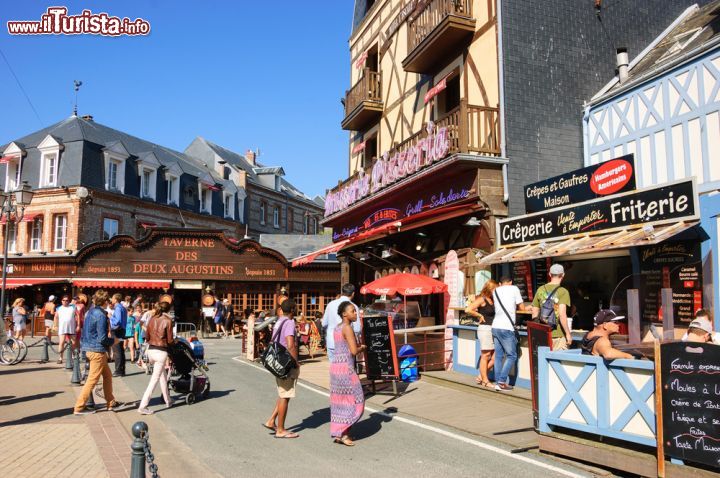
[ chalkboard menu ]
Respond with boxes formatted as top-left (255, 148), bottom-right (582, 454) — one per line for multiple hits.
top-left (512, 261), bottom-right (533, 301)
top-left (527, 322), bottom-right (552, 429)
top-left (533, 258), bottom-right (550, 294)
top-left (639, 242), bottom-right (702, 323)
top-left (362, 315), bottom-right (399, 381)
top-left (660, 342), bottom-right (720, 469)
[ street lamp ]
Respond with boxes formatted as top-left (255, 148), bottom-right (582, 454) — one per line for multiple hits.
top-left (0, 182), bottom-right (34, 318)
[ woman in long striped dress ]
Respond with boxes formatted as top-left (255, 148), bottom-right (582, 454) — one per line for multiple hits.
top-left (329, 301), bottom-right (366, 446)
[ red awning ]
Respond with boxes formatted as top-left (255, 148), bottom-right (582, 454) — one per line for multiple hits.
top-left (0, 155), bottom-right (18, 164)
top-left (2, 278), bottom-right (66, 289)
top-left (139, 221), bottom-right (157, 229)
top-left (208, 185), bottom-right (222, 191)
top-left (73, 279), bottom-right (171, 289)
top-left (0, 213), bottom-right (41, 224)
top-left (291, 239), bottom-right (350, 267)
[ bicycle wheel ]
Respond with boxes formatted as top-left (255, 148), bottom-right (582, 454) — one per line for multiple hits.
top-left (1, 338), bottom-right (23, 365)
top-left (17, 340), bottom-right (28, 363)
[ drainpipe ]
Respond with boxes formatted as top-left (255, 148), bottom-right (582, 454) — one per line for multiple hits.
top-left (582, 105), bottom-right (591, 167)
top-left (496, 0), bottom-right (509, 203)
top-left (616, 47), bottom-right (629, 85)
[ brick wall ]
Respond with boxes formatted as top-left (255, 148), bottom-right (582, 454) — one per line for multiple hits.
top-left (246, 184), bottom-right (323, 237)
top-left (501, 0), bottom-right (712, 215)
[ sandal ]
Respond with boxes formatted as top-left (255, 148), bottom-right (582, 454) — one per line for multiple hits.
top-left (477, 380), bottom-right (489, 387)
top-left (334, 435), bottom-right (355, 447)
top-left (275, 432), bottom-right (299, 439)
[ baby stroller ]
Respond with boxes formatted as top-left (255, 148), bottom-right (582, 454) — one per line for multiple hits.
top-left (145, 337), bottom-right (210, 405)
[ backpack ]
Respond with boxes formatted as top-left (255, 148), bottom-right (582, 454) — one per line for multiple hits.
top-left (539, 285), bottom-right (560, 328)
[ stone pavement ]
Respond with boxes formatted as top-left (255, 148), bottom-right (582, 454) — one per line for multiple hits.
top-left (1, 346), bottom-right (215, 478)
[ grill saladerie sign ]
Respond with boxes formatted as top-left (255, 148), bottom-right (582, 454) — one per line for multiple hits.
top-left (498, 179), bottom-right (698, 247)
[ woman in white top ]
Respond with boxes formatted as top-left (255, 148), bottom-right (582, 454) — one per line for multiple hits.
top-left (55, 295), bottom-right (77, 364)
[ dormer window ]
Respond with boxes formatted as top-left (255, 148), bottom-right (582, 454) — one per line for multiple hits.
top-left (36, 136), bottom-right (63, 189)
top-left (3, 157), bottom-right (21, 193)
top-left (223, 192), bottom-right (235, 219)
top-left (164, 163), bottom-right (182, 206)
top-left (136, 152), bottom-right (160, 201)
top-left (103, 141), bottom-right (129, 193)
top-left (198, 182), bottom-right (213, 213)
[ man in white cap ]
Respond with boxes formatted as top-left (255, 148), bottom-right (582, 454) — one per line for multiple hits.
top-left (531, 263), bottom-right (572, 350)
top-left (580, 310), bottom-right (634, 359)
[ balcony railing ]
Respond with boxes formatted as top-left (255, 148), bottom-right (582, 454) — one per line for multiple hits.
top-left (404, 0), bottom-right (475, 73)
top-left (341, 68), bottom-right (383, 131)
top-left (331, 102), bottom-right (500, 195)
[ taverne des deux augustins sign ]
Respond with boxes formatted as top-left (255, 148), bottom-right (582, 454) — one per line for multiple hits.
top-left (498, 179), bottom-right (698, 247)
top-left (524, 154), bottom-right (636, 213)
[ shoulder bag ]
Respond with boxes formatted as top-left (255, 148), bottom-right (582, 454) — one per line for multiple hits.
top-left (261, 318), bottom-right (296, 379)
top-left (494, 290), bottom-right (520, 340)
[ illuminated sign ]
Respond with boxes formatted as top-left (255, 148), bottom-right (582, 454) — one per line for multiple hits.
top-left (325, 122), bottom-right (450, 217)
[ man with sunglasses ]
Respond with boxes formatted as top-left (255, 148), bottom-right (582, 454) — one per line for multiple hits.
top-left (55, 295), bottom-right (77, 364)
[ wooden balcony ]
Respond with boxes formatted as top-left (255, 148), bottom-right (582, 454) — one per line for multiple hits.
top-left (331, 102), bottom-right (500, 196)
top-left (341, 68), bottom-right (383, 131)
top-left (402, 0), bottom-right (476, 73)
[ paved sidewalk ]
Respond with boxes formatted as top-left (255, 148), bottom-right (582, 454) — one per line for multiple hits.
top-left (1, 346), bottom-right (215, 478)
top-left (296, 353), bottom-right (538, 450)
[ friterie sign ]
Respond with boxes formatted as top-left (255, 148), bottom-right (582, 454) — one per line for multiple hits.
top-left (325, 122), bottom-right (450, 217)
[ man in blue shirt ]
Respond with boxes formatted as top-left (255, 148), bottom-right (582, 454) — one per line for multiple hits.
top-left (322, 283), bottom-right (361, 362)
top-left (74, 289), bottom-right (126, 414)
top-left (110, 293), bottom-right (127, 377)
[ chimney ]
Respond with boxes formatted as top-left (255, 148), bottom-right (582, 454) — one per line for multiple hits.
top-left (245, 149), bottom-right (256, 165)
top-left (616, 47), bottom-right (629, 84)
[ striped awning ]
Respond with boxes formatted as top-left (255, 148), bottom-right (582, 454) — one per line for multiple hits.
top-left (479, 221), bottom-right (699, 265)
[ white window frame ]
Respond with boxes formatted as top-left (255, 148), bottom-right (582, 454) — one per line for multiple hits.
top-left (260, 201), bottom-right (266, 225)
top-left (166, 175), bottom-right (178, 205)
top-left (103, 143), bottom-right (129, 193)
top-left (273, 206), bottom-right (280, 229)
top-left (2, 142), bottom-right (25, 193)
top-left (37, 136), bottom-right (62, 189)
top-left (102, 218), bottom-right (119, 240)
top-left (6, 221), bottom-right (16, 253)
top-left (304, 214), bottom-right (309, 234)
top-left (223, 192), bottom-right (235, 219)
top-left (198, 182), bottom-right (213, 213)
top-left (53, 214), bottom-right (67, 251)
top-left (136, 153), bottom-right (160, 200)
top-left (30, 217), bottom-right (43, 252)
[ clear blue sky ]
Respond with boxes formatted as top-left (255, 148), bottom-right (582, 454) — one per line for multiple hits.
top-left (0, 1), bottom-right (353, 197)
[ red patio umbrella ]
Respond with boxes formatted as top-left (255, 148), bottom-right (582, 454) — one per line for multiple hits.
top-left (360, 273), bottom-right (448, 338)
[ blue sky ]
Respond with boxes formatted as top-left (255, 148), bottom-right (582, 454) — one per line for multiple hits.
top-left (0, 1), bottom-right (353, 197)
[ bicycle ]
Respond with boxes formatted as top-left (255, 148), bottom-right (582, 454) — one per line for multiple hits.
top-left (1, 322), bottom-right (26, 365)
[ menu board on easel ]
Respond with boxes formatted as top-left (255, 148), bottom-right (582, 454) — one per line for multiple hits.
top-left (527, 322), bottom-right (552, 429)
top-left (658, 341), bottom-right (720, 470)
top-left (362, 315), bottom-right (399, 381)
top-left (532, 258), bottom-right (550, 294)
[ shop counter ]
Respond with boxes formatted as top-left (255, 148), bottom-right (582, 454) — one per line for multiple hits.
top-left (449, 325), bottom-right (586, 389)
top-left (537, 347), bottom-right (656, 447)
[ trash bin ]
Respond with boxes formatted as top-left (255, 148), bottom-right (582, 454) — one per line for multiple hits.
top-left (398, 344), bottom-right (419, 382)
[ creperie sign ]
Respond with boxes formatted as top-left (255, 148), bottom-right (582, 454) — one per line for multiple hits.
top-left (325, 122), bottom-right (450, 216)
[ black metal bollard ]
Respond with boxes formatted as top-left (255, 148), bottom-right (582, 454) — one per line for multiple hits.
top-left (70, 350), bottom-right (81, 384)
top-left (64, 346), bottom-right (73, 370)
top-left (40, 336), bottom-right (49, 363)
top-left (131, 421), bottom-right (148, 478)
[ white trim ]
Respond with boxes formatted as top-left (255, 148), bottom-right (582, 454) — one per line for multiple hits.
top-left (53, 214), bottom-right (67, 251)
top-left (103, 144), bottom-right (128, 193)
top-left (590, 4), bottom-right (700, 101)
top-left (223, 191), bottom-right (235, 219)
top-left (39, 151), bottom-right (59, 187)
top-left (165, 174), bottom-right (179, 205)
top-left (30, 216), bottom-right (43, 252)
top-left (198, 181), bottom-right (212, 213)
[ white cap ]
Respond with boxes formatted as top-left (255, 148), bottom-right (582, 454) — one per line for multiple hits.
top-left (549, 264), bottom-right (564, 275)
top-left (48, 295), bottom-right (56, 301)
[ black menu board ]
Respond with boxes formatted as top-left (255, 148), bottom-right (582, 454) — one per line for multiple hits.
top-left (533, 258), bottom-right (550, 294)
top-left (362, 315), bottom-right (399, 381)
top-left (660, 342), bottom-right (720, 469)
top-left (639, 242), bottom-right (702, 323)
top-left (512, 261), bottom-right (533, 301)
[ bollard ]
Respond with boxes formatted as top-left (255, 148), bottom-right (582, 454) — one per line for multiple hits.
top-left (131, 422), bottom-right (148, 478)
top-left (70, 350), bottom-right (82, 384)
top-left (40, 336), bottom-right (49, 363)
top-left (64, 346), bottom-right (73, 370)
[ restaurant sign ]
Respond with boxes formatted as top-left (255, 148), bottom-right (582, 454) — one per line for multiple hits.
top-left (325, 121), bottom-right (449, 217)
top-left (524, 154), bottom-right (636, 213)
top-left (498, 179), bottom-right (698, 247)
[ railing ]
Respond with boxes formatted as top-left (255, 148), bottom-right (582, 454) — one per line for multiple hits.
top-left (344, 68), bottom-right (382, 116)
top-left (407, 0), bottom-right (473, 53)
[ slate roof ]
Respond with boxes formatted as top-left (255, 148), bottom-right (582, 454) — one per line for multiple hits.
top-left (192, 137), bottom-right (323, 208)
top-left (2, 115), bottom-right (224, 184)
top-left (594, 1), bottom-right (720, 101)
top-left (259, 234), bottom-right (336, 262)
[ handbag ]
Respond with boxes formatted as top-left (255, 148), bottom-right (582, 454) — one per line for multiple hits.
top-left (261, 318), bottom-right (296, 379)
top-left (494, 290), bottom-right (521, 340)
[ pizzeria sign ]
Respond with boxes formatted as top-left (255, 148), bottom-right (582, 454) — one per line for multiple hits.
top-left (498, 179), bottom-right (699, 247)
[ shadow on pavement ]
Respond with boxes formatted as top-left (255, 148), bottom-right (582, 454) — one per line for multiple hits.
top-left (1, 406), bottom-right (75, 426)
top-left (0, 390), bottom-right (63, 406)
top-left (288, 406), bottom-right (330, 433)
top-left (0, 366), bottom-right (57, 376)
top-left (206, 388), bottom-right (235, 399)
top-left (352, 407), bottom-right (397, 441)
